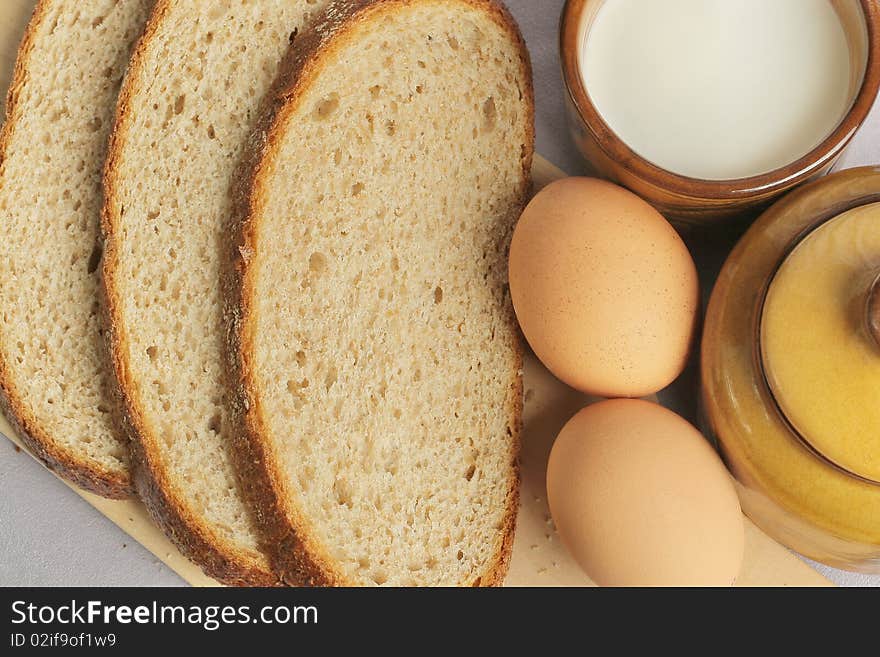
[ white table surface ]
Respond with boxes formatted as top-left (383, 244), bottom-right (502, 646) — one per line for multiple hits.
top-left (0, 0), bottom-right (877, 588)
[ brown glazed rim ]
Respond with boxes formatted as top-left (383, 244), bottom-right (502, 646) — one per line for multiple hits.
top-left (560, 0), bottom-right (880, 200)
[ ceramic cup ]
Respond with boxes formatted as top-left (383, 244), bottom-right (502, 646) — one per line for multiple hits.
top-left (560, 0), bottom-right (880, 227)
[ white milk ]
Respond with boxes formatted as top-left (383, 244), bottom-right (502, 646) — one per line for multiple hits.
top-left (581, 0), bottom-right (853, 180)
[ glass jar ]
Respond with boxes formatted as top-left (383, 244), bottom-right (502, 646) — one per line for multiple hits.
top-left (702, 167), bottom-right (880, 573)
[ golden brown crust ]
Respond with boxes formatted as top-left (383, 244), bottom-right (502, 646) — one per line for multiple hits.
top-left (0, 0), bottom-right (133, 499)
top-left (101, 0), bottom-right (277, 587)
top-left (477, 359), bottom-right (523, 588)
top-left (225, 0), bottom-right (534, 587)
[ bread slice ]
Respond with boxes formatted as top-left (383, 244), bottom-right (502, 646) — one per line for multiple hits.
top-left (0, 0), bottom-right (153, 498)
top-left (228, 0), bottom-right (534, 586)
top-left (102, 0), bottom-right (330, 585)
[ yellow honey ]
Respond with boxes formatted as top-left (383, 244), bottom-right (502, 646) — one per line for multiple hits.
top-left (762, 204), bottom-right (880, 483)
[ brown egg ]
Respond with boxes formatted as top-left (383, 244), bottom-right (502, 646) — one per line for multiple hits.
top-left (509, 177), bottom-right (698, 397)
top-left (546, 399), bottom-right (744, 587)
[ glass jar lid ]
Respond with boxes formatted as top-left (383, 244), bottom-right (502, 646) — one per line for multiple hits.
top-left (760, 203), bottom-right (880, 484)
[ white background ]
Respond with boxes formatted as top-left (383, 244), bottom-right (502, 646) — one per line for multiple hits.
top-left (1, 0), bottom-right (878, 587)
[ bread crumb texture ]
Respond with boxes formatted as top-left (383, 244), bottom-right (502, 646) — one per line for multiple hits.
top-left (108, 1), bottom-right (329, 565)
top-left (247, 0), bottom-right (531, 585)
top-left (0, 0), bottom-right (153, 490)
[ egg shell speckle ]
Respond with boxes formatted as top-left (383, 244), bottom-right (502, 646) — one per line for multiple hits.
top-left (509, 177), bottom-right (698, 397)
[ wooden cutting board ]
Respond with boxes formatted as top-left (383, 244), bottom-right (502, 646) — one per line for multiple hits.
top-left (0, 0), bottom-right (830, 587)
